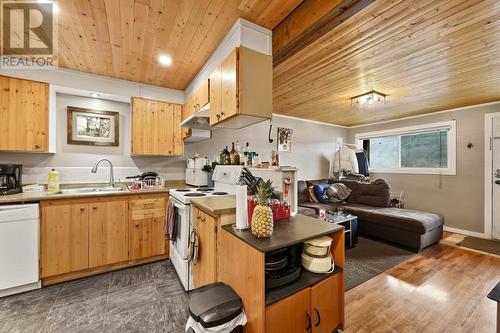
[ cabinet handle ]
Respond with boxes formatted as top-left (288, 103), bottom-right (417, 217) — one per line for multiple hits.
top-left (305, 311), bottom-right (311, 331)
top-left (135, 223), bottom-right (139, 227)
top-left (314, 307), bottom-right (321, 327)
top-left (80, 207), bottom-right (85, 212)
top-left (201, 217), bottom-right (206, 222)
top-left (221, 112), bottom-right (225, 117)
top-left (92, 206), bottom-right (97, 210)
top-left (34, 144), bottom-right (40, 149)
top-left (216, 114), bottom-right (220, 120)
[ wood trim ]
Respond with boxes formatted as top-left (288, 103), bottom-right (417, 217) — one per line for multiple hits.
top-left (67, 106), bottom-right (119, 146)
top-left (42, 254), bottom-right (169, 286)
top-left (273, 0), bottom-right (376, 67)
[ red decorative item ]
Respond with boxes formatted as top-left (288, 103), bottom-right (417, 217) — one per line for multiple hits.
top-left (247, 196), bottom-right (256, 226)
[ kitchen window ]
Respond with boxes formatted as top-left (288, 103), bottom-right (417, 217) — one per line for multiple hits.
top-left (355, 120), bottom-right (456, 175)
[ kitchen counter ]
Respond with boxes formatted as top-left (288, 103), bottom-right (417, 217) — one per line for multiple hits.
top-left (190, 195), bottom-right (236, 215)
top-left (0, 180), bottom-right (188, 204)
top-left (222, 214), bottom-right (344, 253)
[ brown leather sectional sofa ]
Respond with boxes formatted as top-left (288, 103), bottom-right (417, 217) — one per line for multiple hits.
top-left (298, 179), bottom-right (444, 252)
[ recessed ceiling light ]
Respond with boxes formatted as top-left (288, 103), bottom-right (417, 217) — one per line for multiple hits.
top-left (91, 93), bottom-right (99, 98)
top-left (158, 55), bottom-right (172, 66)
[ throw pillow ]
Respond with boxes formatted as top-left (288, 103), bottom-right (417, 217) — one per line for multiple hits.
top-left (313, 184), bottom-right (332, 204)
top-left (308, 186), bottom-right (319, 203)
top-left (325, 183), bottom-right (352, 203)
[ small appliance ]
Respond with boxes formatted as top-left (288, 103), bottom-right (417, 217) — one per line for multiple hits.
top-left (0, 164), bottom-right (22, 195)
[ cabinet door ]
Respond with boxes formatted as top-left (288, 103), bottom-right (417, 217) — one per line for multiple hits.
top-left (131, 97), bottom-right (182, 156)
top-left (0, 75), bottom-right (49, 152)
top-left (88, 199), bottom-right (128, 268)
top-left (129, 197), bottom-right (167, 260)
top-left (209, 64), bottom-right (222, 125)
top-left (192, 208), bottom-right (217, 288)
top-left (266, 288), bottom-right (312, 333)
top-left (195, 79), bottom-right (209, 109)
top-left (41, 202), bottom-right (89, 277)
top-left (311, 274), bottom-right (343, 333)
top-left (220, 48), bottom-right (239, 121)
top-left (172, 104), bottom-right (183, 155)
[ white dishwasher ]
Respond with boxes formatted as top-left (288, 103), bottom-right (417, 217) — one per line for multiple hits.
top-left (0, 204), bottom-right (41, 297)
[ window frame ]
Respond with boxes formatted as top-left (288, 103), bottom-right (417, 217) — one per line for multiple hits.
top-left (355, 120), bottom-right (457, 175)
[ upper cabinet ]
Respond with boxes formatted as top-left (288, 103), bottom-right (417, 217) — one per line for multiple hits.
top-left (182, 80), bottom-right (210, 140)
top-left (0, 75), bottom-right (49, 152)
top-left (131, 97), bottom-right (183, 156)
top-left (209, 47), bottom-right (272, 128)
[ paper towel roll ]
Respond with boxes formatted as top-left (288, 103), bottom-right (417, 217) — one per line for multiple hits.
top-left (236, 184), bottom-right (249, 229)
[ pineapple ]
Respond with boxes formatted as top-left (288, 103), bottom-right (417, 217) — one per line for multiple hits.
top-left (251, 180), bottom-right (275, 238)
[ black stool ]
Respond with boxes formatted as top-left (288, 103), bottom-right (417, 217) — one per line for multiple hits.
top-left (186, 282), bottom-right (245, 333)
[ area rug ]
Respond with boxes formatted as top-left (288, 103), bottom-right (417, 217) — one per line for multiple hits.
top-left (457, 236), bottom-right (500, 256)
top-left (345, 237), bottom-right (416, 291)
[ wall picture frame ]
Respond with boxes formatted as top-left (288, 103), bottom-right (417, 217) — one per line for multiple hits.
top-left (277, 127), bottom-right (293, 152)
top-left (67, 106), bottom-right (119, 146)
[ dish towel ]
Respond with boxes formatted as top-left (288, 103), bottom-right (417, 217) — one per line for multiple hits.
top-left (164, 197), bottom-right (176, 242)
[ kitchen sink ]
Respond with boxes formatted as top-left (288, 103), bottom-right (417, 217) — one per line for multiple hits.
top-left (55, 187), bottom-right (127, 194)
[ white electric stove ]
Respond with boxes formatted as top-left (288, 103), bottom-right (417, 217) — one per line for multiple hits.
top-left (169, 167), bottom-right (241, 291)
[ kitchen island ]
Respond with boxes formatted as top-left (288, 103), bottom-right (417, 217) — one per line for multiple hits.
top-left (219, 214), bottom-right (345, 333)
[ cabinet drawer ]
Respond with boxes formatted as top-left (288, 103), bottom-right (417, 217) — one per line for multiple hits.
top-left (130, 198), bottom-right (166, 211)
top-left (131, 208), bottom-right (165, 220)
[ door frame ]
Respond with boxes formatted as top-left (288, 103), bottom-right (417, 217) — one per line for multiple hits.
top-left (484, 112), bottom-right (500, 239)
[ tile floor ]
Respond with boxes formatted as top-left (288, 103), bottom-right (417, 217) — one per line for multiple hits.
top-left (0, 260), bottom-right (189, 333)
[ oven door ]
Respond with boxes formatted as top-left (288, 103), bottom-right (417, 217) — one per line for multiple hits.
top-left (170, 198), bottom-right (191, 260)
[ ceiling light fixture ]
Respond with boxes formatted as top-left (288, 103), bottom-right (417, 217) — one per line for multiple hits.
top-left (158, 55), bottom-right (172, 66)
top-left (91, 93), bottom-right (99, 98)
top-left (351, 90), bottom-right (387, 108)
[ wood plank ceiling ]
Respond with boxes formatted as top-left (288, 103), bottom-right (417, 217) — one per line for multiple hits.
top-left (273, 0), bottom-right (500, 126)
top-left (56, 0), bottom-right (303, 90)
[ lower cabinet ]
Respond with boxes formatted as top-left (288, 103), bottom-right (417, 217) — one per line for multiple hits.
top-left (88, 199), bottom-right (129, 268)
top-left (265, 274), bottom-right (343, 333)
top-left (40, 194), bottom-right (168, 283)
top-left (192, 207), bottom-right (217, 288)
top-left (129, 196), bottom-right (167, 260)
top-left (41, 201), bottom-right (89, 278)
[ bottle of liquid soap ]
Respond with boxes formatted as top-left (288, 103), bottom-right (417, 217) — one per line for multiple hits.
top-left (47, 169), bottom-right (60, 193)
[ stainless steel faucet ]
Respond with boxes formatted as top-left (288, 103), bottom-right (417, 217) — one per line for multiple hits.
top-left (91, 159), bottom-right (114, 187)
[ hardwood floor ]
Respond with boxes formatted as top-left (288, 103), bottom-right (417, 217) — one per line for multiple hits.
top-left (345, 243), bottom-right (500, 333)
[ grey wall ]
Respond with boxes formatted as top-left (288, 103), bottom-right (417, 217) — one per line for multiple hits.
top-left (186, 115), bottom-right (348, 180)
top-left (348, 103), bottom-right (500, 234)
top-left (0, 94), bottom-right (186, 184)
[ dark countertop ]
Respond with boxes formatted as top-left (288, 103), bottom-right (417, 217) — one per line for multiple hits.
top-left (190, 195), bottom-right (236, 215)
top-left (222, 214), bottom-right (344, 253)
top-left (487, 281), bottom-right (500, 302)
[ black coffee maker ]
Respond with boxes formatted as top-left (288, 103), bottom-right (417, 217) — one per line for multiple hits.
top-left (0, 164), bottom-right (22, 195)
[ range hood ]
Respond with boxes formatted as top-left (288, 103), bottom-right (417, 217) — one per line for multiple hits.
top-left (180, 104), bottom-right (210, 130)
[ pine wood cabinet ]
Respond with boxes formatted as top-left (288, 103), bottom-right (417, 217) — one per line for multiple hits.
top-left (182, 79), bottom-right (209, 140)
top-left (41, 201), bottom-right (90, 278)
top-left (129, 196), bottom-right (167, 260)
top-left (192, 207), bottom-right (217, 288)
top-left (88, 199), bottom-right (129, 268)
top-left (265, 274), bottom-right (343, 333)
top-left (131, 97), bottom-right (183, 156)
top-left (209, 47), bottom-right (272, 128)
top-left (40, 194), bottom-right (169, 285)
top-left (0, 75), bottom-right (49, 152)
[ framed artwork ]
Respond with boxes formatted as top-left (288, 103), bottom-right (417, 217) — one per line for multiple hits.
top-left (67, 106), bottom-right (119, 146)
top-left (277, 127), bottom-right (293, 152)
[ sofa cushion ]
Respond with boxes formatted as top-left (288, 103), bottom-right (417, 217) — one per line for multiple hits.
top-left (299, 202), bottom-right (337, 214)
top-left (342, 204), bottom-right (443, 234)
top-left (356, 179), bottom-right (390, 207)
top-left (313, 184), bottom-right (332, 204)
top-left (297, 181), bottom-right (309, 203)
top-left (329, 180), bottom-right (359, 204)
top-left (325, 183), bottom-right (352, 202)
top-left (308, 186), bottom-right (319, 203)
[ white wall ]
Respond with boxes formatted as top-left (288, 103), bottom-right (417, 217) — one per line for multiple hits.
top-left (185, 115), bottom-right (348, 180)
top-left (0, 94), bottom-right (186, 184)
